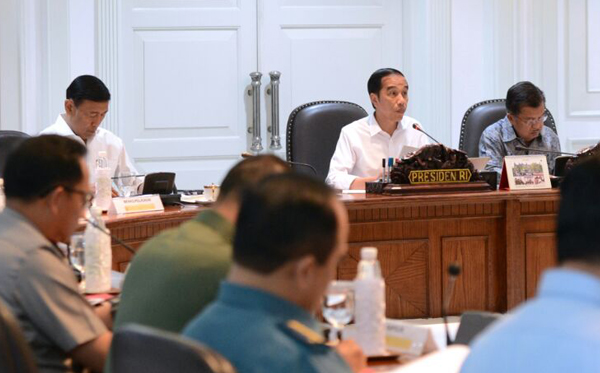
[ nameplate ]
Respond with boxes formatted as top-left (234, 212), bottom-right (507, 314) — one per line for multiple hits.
top-left (110, 195), bottom-right (164, 215)
top-left (499, 155), bottom-right (551, 190)
top-left (408, 169), bottom-right (471, 185)
top-left (385, 319), bottom-right (438, 356)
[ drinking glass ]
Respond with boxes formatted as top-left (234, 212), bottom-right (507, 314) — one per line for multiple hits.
top-left (116, 173), bottom-right (139, 197)
top-left (70, 233), bottom-right (86, 292)
top-left (322, 280), bottom-right (355, 343)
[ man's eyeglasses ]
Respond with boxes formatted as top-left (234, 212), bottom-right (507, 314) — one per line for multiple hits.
top-left (63, 186), bottom-right (94, 208)
top-left (515, 114), bottom-right (548, 127)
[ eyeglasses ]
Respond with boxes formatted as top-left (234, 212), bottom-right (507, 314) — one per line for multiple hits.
top-left (514, 114), bottom-right (548, 127)
top-left (63, 186), bottom-right (94, 208)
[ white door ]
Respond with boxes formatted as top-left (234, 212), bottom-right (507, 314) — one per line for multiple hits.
top-left (117, 0), bottom-right (402, 188)
top-left (259, 0), bottom-right (403, 157)
top-left (119, 0), bottom-right (257, 189)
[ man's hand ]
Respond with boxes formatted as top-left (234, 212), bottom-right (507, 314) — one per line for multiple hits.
top-left (335, 340), bottom-right (367, 373)
top-left (349, 174), bottom-right (381, 190)
top-left (111, 187), bottom-right (119, 197)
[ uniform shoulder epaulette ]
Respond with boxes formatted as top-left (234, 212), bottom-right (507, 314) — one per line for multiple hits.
top-left (282, 319), bottom-right (326, 345)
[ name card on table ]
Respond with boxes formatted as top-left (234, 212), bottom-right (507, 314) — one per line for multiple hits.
top-left (110, 194), bottom-right (164, 215)
top-left (499, 155), bottom-right (551, 190)
top-left (385, 319), bottom-right (438, 357)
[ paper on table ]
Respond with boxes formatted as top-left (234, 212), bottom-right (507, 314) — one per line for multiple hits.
top-left (399, 146), bottom-right (419, 158)
top-left (469, 157), bottom-right (490, 171)
top-left (342, 190), bottom-right (366, 194)
top-left (385, 345), bottom-right (470, 373)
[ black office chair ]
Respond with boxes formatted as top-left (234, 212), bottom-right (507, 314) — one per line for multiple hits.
top-left (453, 311), bottom-right (502, 346)
top-left (286, 100), bottom-right (368, 181)
top-left (459, 99), bottom-right (558, 158)
top-left (111, 324), bottom-right (237, 373)
top-left (0, 130), bottom-right (30, 177)
top-left (0, 298), bottom-right (38, 373)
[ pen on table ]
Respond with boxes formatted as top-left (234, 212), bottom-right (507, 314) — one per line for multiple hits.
top-left (382, 158), bottom-right (386, 183)
top-left (388, 157), bottom-right (393, 183)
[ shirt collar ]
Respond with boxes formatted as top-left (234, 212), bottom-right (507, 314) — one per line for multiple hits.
top-left (368, 113), bottom-right (407, 137)
top-left (538, 268), bottom-right (600, 305)
top-left (0, 207), bottom-right (60, 256)
top-left (217, 282), bottom-right (319, 330)
top-left (194, 209), bottom-right (234, 243)
top-left (54, 114), bottom-right (96, 145)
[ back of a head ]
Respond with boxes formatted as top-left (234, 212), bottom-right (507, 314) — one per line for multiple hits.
top-left (557, 155), bottom-right (600, 264)
top-left (4, 135), bottom-right (87, 202)
top-left (217, 155), bottom-right (290, 203)
top-left (66, 75), bottom-right (111, 107)
top-left (506, 81), bottom-right (546, 115)
top-left (234, 173), bottom-right (338, 273)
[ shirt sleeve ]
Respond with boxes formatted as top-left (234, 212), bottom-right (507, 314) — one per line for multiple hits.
top-left (479, 130), bottom-right (505, 177)
top-left (15, 248), bottom-right (107, 352)
top-left (325, 129), bottom-right (358, 190)
top-left (115, 140), bottom-right (143, 190)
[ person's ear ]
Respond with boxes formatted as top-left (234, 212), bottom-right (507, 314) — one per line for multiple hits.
top-left (65, 99), bottom-right (75, 116)
top-left (45, 186), bottom-right (66, 216)
top-left (294, 255), bottom-right (318, 291)
top-left (369, 92), bottom-right (379, 108)
top-left (507, 112), bottom-right (517, 126)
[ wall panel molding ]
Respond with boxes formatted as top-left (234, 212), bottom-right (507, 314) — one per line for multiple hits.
top-left (96, 0), bottom-right (120, 134)
top-left (588, 0), bottom-right (600, 92)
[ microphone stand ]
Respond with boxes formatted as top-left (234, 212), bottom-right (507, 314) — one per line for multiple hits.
top-left (442, 263), bottom-right (462, 346)
top-left (412, 123), bottom-right (442, 145)
top-left (84, 218), bottom-right (137, 255)
top-left (514, 146), bottom-right (577, 156)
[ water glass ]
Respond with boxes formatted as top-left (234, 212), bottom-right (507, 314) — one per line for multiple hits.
top-left (322, 280), bottom-right (355, 343)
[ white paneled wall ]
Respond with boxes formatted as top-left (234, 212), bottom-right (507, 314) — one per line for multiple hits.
top-left (1, 0), bottom-right (599, 175)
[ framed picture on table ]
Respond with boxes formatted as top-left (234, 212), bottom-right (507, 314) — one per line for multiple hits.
top-left (499, 155), bottom-right (552, 190)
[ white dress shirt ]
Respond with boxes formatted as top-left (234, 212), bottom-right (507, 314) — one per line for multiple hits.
top-left (40, 114), bottom-right (140, 186)
top-left (326, 113), bottom-right (429, 190)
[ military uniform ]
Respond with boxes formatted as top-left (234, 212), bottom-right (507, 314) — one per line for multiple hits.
top-left (183, 282), bottom-right (352, 373)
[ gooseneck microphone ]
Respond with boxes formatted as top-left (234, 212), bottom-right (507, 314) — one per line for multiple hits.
top-left (241, 152), bottom-right (317, 175)
top-left (442, 263), bottom-right (462, 346)
top-left (514, 146), bottom-right (577, 156)
top-left (412, 123), bottom-right (442, 145)
top-left (84, 218), bottom-right (137, 255)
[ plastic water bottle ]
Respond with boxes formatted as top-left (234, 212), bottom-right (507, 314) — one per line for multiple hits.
top-left (354, 247), bottom-right (386, 356)
top-left (95, 151), bottom-right (111, 211)
top-left (84, 206), bottom-right (112, 293)
top-left (0, 178), bottom-right (5, 212)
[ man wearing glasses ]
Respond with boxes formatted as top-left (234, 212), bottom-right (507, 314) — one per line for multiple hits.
top-left (479, 81), bottom-right (561, 178)
top-left (0, 135), bottom-right (112, 372)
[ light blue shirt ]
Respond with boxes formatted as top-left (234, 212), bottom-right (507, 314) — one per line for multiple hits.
top-left (183, 282), bottom-right (352, 373)
top-left (461, 268), bottom-right (600, 373)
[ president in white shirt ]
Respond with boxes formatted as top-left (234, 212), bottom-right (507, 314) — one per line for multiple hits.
top-left (326, 68), bottom-right (429, 190)
top-left (40, 75), bottom-right (140, 194)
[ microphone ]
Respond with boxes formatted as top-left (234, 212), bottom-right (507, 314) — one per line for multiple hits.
top-left (84, 218), bottom-right (137, 255)
top-left (241, 152), bottom-right (317, 175)
top-left (412, 123), bottom-right (442, 145)
top-left (287, 160), bottom-right (318, 176)
top-left (514, 146), bottom-right (577, 156)
top-left (111, 174), bottom-right (146, 180)
top-left (442, 263), bottom-right (462, 346)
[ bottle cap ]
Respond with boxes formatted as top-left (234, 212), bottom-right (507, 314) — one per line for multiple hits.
top-left (360, 247), bottom-right (378, 260)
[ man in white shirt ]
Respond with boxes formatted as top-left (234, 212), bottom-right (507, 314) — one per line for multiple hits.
top-left (40, 75), bottom-right (140, 194)
top-left (326, 68), bottom-right (429, 190)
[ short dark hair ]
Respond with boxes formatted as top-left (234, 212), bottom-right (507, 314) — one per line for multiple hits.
top-left (4, 135), bottom-right (87, 201)
top-left (218, 155), bottom-right (290, 202)
top-left (505, 81), bottom-right (546, 115)
top-left (233, 173), bottom-right (339, 274)
top-left (66, 75), bottom-right (111, 107)
top-left (367, 68), bottom-right (405, 96)
top-left (557, 155), bottom-right (600, 264)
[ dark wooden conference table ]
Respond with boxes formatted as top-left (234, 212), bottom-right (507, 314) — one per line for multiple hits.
top-left (102, 189), bottom-right (559, 319)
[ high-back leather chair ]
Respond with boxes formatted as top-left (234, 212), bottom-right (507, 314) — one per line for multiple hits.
top-left (112, 324), bottom-right (237, 373)
top-left (286, 100), bottom-right (367, 181)
top-left (0, 298), bottom-right (38, 373)
top-left (0, 130), bottom-right (30, 178)
top-left (459, 99), bottom-right (558, 158)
